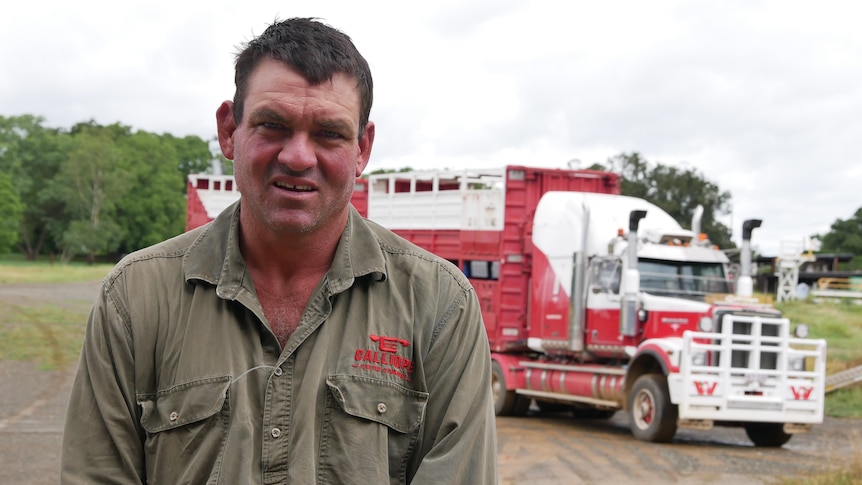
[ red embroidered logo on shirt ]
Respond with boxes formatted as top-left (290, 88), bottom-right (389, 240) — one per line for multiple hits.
top-left (353, 334), bottom-right (414, 381)
top-left (370, 334), bottom-right (409, 353)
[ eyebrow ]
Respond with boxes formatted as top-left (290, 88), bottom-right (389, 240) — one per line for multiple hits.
top-left (247, 107), bottom-right (356, 136)
top-left (318, 119), bottom-right (355, 137)
top-left (247, 107), bottom-right (287, 125)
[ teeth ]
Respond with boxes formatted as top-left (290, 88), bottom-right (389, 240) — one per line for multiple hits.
top-left (275, 182), bottom-right (313, 191)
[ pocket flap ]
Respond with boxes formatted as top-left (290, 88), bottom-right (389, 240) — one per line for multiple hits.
top-left (326, 375), bottom-right (428, 433)
top-left (138, 376), bottom-right (231, 433)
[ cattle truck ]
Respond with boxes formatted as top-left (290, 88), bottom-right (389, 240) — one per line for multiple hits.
top-left (185, 166), bottom-right (827, 445)
top-left (361, 165), bottom-right (826, 446)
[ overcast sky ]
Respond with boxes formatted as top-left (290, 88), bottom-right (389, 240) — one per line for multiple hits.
top-left (2, 0), bottom-right (859, 255)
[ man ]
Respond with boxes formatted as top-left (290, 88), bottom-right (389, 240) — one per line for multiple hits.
top-left (61, 18), bottom-right (497, 484)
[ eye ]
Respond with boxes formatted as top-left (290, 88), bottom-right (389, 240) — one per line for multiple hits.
top-left (260, 122), bottom-right (284, 130)
top-left (319, 130), bottom-right (343, 139)
top-left (316, 120), bottom-right (352, 140)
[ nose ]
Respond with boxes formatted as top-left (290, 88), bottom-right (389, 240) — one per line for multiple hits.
top-left (277, 133), bottom-right (316, 172)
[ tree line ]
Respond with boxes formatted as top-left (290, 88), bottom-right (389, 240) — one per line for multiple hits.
top-left (0, 115), bottom-right (218, 262)
top-left (591, 152), bottom-right (735, 248)
top-left (592, 153), bottom-right (861, 262)
top-left (1, 115), bottom-right (858, 263)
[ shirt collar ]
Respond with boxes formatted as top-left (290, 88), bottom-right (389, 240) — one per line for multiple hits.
top-left (328, 205), bottom-right (388, 293)
top-left (183, 201), bottom-right (387, 300)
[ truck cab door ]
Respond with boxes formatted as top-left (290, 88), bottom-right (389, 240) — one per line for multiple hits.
top-left (585, 258), bottom-right (624, 354)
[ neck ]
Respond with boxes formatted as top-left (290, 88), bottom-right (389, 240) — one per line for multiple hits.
top-left (239, 216), bottom-right (346, 280)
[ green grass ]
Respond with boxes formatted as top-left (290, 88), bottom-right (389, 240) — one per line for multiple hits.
top-left (778, 299), bottom-right (862, 418)
top-left (0, 304), bottom-right (88, 370)
top-left (0, 258), bottom-right (110, 370)
top-left (0, 260), bottom-right (113, 284)
top-left (779, 461), bottom-right (862, 485)
top-left (824, 387), bottom-right (862, 418)
top-left (778, 300), bottom-right (862, 369)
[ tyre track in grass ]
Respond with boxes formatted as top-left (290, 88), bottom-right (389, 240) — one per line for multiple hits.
top-left (0, 280), bottom-right (99, 484)
top-left (0, 302), bottom-right (68, 431)
top-left (0, 281), bottom-right (98, 431)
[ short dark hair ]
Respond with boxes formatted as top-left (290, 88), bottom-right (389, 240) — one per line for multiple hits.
top-left (232, 17), bottom-right (373, 139)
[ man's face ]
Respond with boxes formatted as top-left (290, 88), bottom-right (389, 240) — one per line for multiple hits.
top-left (217, 58), bottom-right (374, 238)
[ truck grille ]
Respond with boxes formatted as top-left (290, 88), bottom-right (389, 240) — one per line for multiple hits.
top-left (675, 312), bottom-right (827, 423)
top-left (722, 314), bottom-right (781, 371)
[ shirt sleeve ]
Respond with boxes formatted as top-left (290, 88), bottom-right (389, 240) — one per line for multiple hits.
top-left (408, 285), bottom-right (498, 484)
top-left (61, 280), bottom-right (146, 484)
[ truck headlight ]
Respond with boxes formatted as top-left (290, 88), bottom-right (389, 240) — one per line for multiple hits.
top-left (698, 316), bottom-right (714, 332)
top-left (793, 324), bottom-right (809, 338)
top-left (692, 351), bottom-right (708, 367)
top-left (789, 357), bottom-right (805, 371)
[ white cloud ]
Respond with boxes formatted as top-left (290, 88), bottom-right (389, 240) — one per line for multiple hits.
top-left (2, 0), bottom-right (860, 255)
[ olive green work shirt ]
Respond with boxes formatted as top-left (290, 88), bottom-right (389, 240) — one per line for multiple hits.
top-left (61, 202), bottom-right (497, 484)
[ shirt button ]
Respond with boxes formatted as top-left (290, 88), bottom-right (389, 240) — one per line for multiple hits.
top-left (271, 427), bottom-right (281, 438)
top-left (169, 411), bottom-right (179, 422)
top-left (377, 403), bottom-right (387, 414)
top-left (274, 367), bottom-right (283, 377)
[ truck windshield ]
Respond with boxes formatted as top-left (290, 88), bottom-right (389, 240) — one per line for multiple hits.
top-left (638, 258), bottom-right (730, 300)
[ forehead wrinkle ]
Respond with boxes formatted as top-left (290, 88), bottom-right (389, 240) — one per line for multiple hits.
top-left (243, 61), bottom-right (361, 133)
top-left (247, 106), bottom-right (289, 124)
top-left (250, 109), bottom-right (356, 141)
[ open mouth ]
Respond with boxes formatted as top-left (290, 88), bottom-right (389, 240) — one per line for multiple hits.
top-left (274, 181), bottom-right (314, 192)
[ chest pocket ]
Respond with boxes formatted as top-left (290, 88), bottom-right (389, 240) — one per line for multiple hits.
top-left (320, 375), bottom-right (429, 483)
top-left (138, 376), bottom-right (231, 484)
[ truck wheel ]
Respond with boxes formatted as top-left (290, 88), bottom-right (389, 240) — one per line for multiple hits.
top-left (492, 360), bottom-right (529, 416)
top-left (744, 423), bottom-right (792, 447)
top-left (628, 374), bottom-right (678, 442)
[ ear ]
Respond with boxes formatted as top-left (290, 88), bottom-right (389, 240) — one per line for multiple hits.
top-left (355, 121), bottom-right (375, 177)
top-left (216, 101), bottom-right (237, 160)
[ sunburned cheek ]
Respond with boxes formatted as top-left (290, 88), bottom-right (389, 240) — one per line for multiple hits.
top-left (237, 136), bottom-right (282, 160)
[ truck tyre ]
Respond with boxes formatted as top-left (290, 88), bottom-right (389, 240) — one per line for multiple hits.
top-left (628, 374), bottom-right (678, 442)
top-left (492, 360), bottom-right (529, 416)
top-left (744, 423), bottom-right (792, 447)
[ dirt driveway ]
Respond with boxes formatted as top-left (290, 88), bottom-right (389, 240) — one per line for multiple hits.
top-left (1, 281), bottom-right (859, 484)
top-left (497, 410), bottom-right (861, 484)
